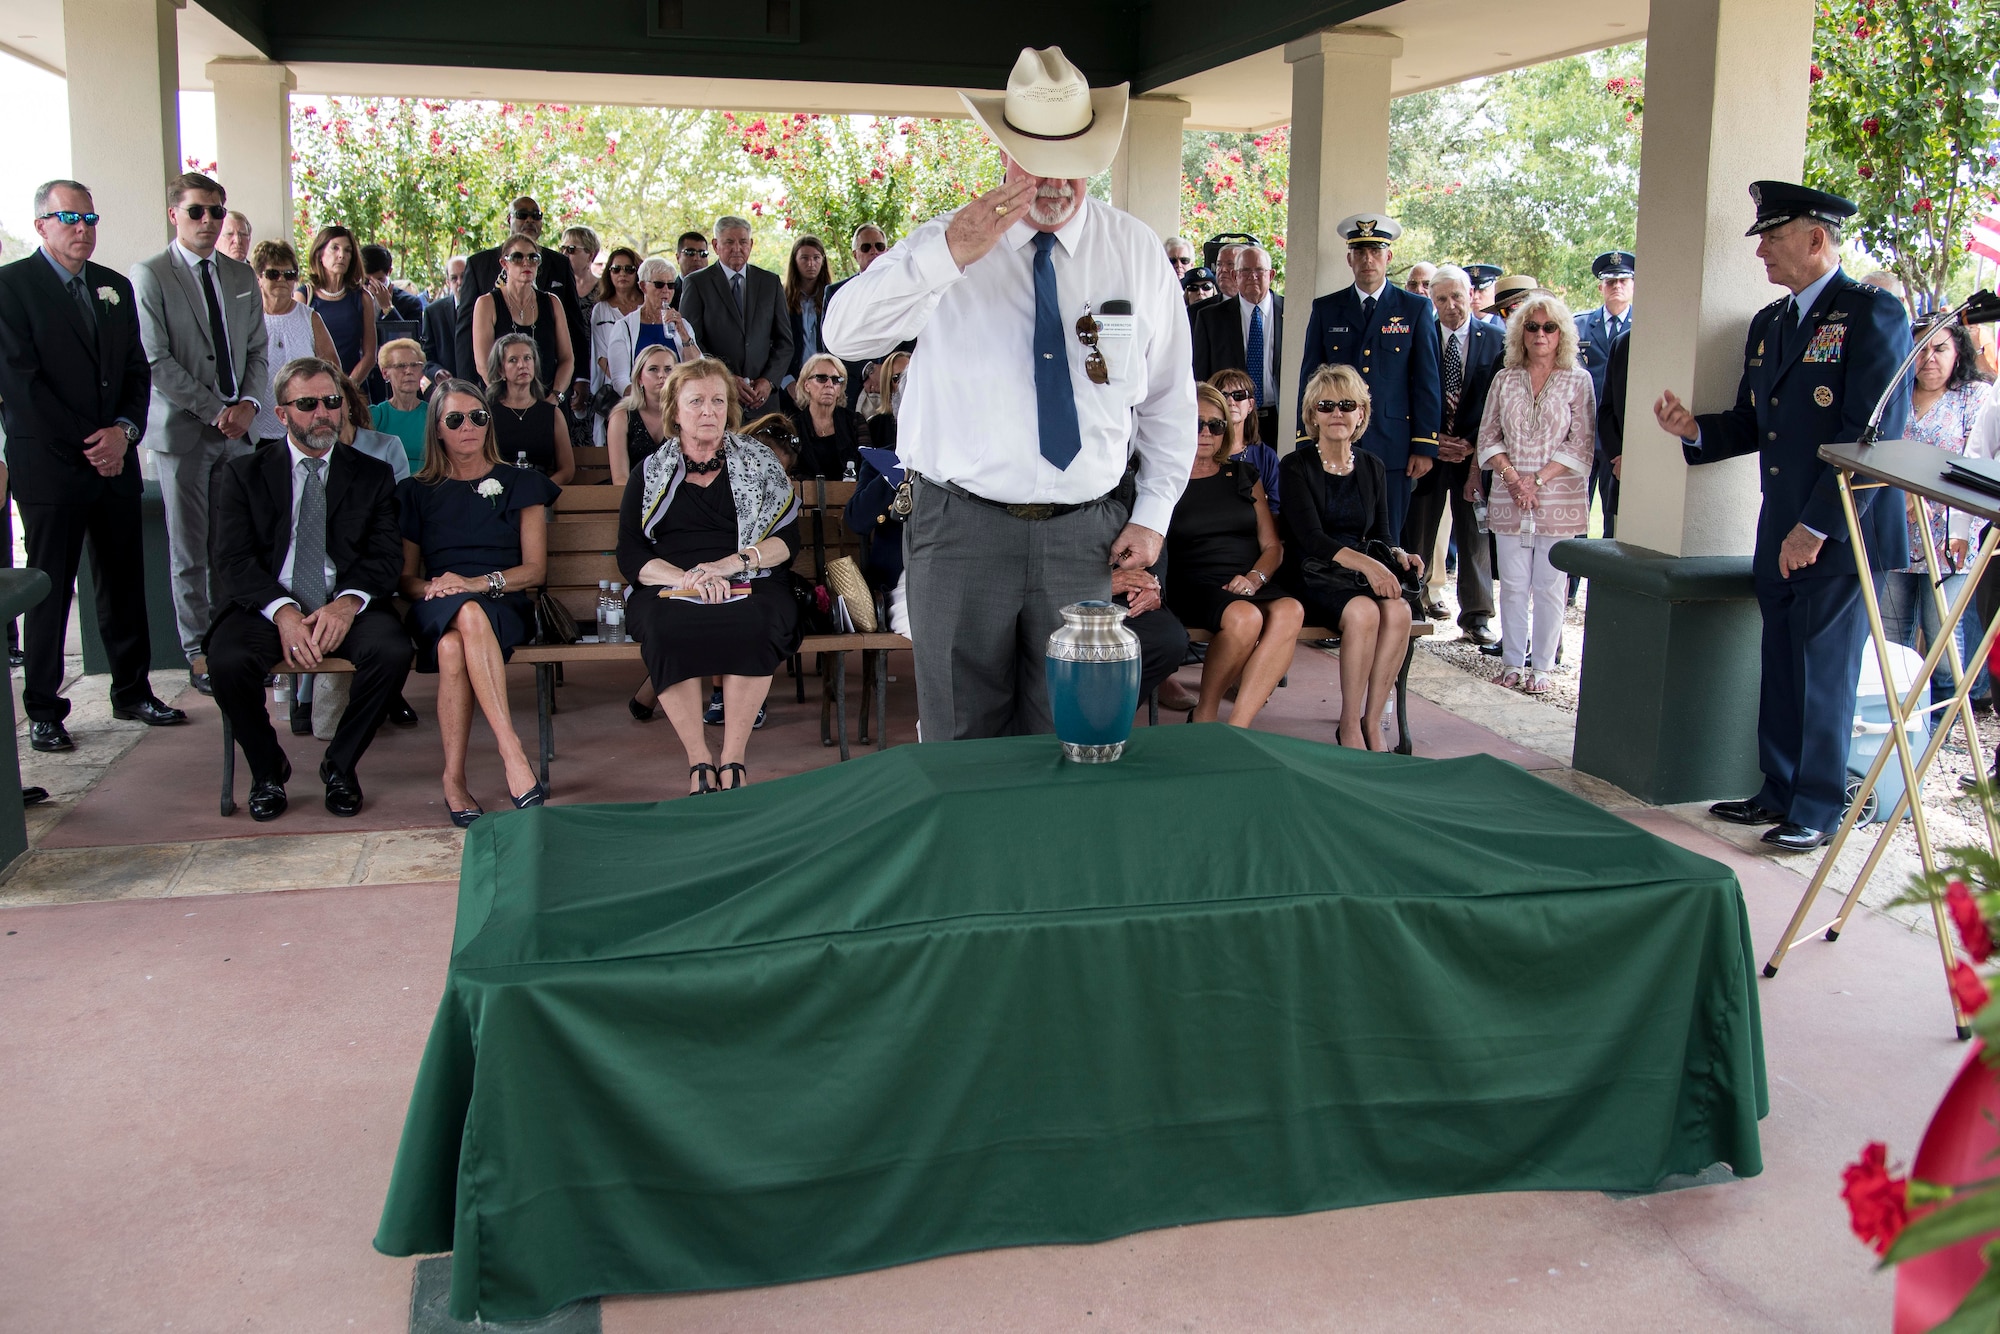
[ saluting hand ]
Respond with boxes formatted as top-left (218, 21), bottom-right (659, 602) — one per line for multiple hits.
top-left (1654, 389), bottom-right (1698, 441)
top-left (945, 177), bottom-right (1039, 271)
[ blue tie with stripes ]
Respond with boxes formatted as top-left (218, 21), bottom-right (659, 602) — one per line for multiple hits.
top-left (1032, 232), bottom-right (1082, 471)
top-left (1245, 303), bottom-right (1266, 408)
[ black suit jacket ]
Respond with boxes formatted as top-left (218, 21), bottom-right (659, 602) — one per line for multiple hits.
top-left (1437, 318), bottom-right (1505, 442)
top-left (679, 263), bottom-right (794, 385)
top-left (1191, 294), bottom-right (1284, 389)
top-left (0, 252), bottom-right (150, 504)
top-left (1599, 329), bottom-right (1630, 462)
top-left (420, 298), bottom-right (458, 379)
top-left (453, 243), bottom-right (586, 387)
top-left (207, 440), bottom-right (404, 632)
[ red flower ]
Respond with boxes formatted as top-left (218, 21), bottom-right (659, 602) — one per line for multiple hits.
top-left (1915, 197), bottom-right (1935, 213)
top-left (1842, 1141), bottom-right (1911, 1256)
top-left (1946, 880), bottom-right (1994, 962)
top-left (1862, 117), bottom-right (1881, 135)
top-left (1859, 164), bottom-right (1874, 179)
top-left (1952, 960), bottom-right (1990, 1015)
top-left (1810, 63), bottom-right (1824, 83)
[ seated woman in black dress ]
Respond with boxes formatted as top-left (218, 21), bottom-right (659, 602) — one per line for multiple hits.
top-left (1163, 382), bottom-right (1304, 727)
top-left (397, 380), bottom-right (559, 822)
top-left (484, 332), bottom-right (576, 485)
top-left (605, 343), bottom-right (674, 487)
top-left (1277, 364), bottom-right (1424, 751)
top-left (786, 353), bottom-right (871, 479)
top-left (619, 357), bottom-right (802, 794)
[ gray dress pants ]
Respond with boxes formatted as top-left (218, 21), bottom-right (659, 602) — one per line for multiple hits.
top-left (149, 433), bottom-right (253, 664)
top-left (903, 477), bottom-right (1124, 740)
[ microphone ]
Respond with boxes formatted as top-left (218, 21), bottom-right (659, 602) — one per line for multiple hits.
top-left (1859, 289), bottom-right (1999, 445)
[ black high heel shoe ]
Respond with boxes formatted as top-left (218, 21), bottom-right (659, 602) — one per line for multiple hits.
top-left (720, 762), bottom-right (747, 790)
top-left (510, 782), bottom-right (548, 809)
top-left (628, 696), bottom-right (655, 722)
top-left (448, 802), bottom-right (484, 828)
top-left (689, 763), bottom-right (718, 795)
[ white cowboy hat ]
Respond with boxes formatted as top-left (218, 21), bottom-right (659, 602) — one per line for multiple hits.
top-left (959, 47), bottom-right (1129, 179)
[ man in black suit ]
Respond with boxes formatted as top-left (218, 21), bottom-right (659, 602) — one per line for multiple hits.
top-left (420, 254), bottom-right (464, 379)
top-left (671, 231), bottom-right (710, 308)
top-left (1191, 243), bottom-right (1283, 444)
top-left (453, 197), bottom-right (586, 388)
top-left (205, 356), bottom-right (412, 821)
top-left (679, 214), bottom-right (793, 415)
top-left (1401, 265), bottom-right (1501, 642)
top-left (0, 179), bottom-right (187, 753)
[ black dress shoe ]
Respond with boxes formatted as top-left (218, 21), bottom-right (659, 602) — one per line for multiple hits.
top-left (1478, 642), bottom-right (1504, 658)
top-left (320, 761), bottom-right (363, 817)
top-left (1461, 622), bottom-right (1498, 646)
top-left (1710, 798), bottom-right (1785, 826)
top-left (1763, 822), bottom-right (1832, 852)
top-left (28, 721), bottom-right (73, 753)
top-left (111, 697), bottom-right (188, 726)
top-left (1961, 765), bottom-right (1999, 793)
top-left (189, 669), bottom-right (213, 697)
top-left (510, 782), bottom-right (548, 809)
top-left (21, 786), bottom-right (48, 806)
top-left (389, 695), bottom-right (419, 728)
top-left (1422, 598), bottom-right (1451, 621)
top-left (248, 762), bottom-right (291, 821)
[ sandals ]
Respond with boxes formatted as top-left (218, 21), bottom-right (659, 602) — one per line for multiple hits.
top-left (1496, 668), bottom-right (1524, 690)
top-left (720, 762), bottom-right (748, 791)
top-left (1521, 672), bottom-right (1552, 696)
top-left (689, 763), bottom-right (718, 795)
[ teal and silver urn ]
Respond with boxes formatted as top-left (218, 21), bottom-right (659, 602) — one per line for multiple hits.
top-left (1045, 600), bottom-right (1142, 763)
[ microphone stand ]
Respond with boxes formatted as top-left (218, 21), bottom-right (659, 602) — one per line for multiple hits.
top-left (1858, 288), bottom-right (2000, 445)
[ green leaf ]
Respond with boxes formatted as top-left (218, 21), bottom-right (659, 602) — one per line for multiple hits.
top-left (1886, 1183), bottom-right (2000, 1264)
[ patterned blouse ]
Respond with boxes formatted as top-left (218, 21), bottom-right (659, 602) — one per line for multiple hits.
top-left (1475, 366), bottom-right (1596, 538)
top-left (1897, 380), bottom-right (1991, 574)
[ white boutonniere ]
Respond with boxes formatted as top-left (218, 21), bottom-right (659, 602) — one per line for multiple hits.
top-left (95, 286), bottom-right (119, 306)
top-left (475, 477), bottom-right (504, 508)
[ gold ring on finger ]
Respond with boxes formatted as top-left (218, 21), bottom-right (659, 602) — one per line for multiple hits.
top-left (996, 205), bottom-right (1008, 216)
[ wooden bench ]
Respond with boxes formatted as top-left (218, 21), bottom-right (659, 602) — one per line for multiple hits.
top-left (516, 476), bottom-right (912, 789)
top-left (1152, 621), bottom-right (1434, 754)
top-left (218, 658), bottom-right (354, 815)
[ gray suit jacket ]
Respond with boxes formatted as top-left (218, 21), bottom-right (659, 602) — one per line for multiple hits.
top-left (130, 246), bottom-right (269, 455)
top-left (678, 262), bottom-right (793, 386)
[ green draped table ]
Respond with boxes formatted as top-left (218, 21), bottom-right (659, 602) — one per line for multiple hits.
top-left (376, 725), bottom-right (1767, 1322)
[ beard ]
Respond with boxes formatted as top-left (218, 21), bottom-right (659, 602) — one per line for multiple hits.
top-left (1026, 180), bottom-right (1081, 229)
top-left (295, 422), bottom-right (340, 452)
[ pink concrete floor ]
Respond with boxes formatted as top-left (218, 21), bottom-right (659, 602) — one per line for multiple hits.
top-left (0, 686), bottom-right (1969, 1332)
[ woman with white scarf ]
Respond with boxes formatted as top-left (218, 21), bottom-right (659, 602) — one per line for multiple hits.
top-left (618, 358), bottom-right (801, 794)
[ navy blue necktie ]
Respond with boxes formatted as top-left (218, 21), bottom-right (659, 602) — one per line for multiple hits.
top-left (1032, 232), bottom-right (1082, 471)
top-left (1246, 304), bottom-right (1266, 408)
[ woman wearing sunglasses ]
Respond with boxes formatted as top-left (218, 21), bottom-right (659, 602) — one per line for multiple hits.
top-left (1476, 292), bottom-right (1595, 694)
top-left (1206, 368), bottom-right (1282, 512)
top-left (786, 353), bottom-right (872, 479)
top-left (471, 233), bottom-right (575, 413)
top-left (397, 381), bottom-right (559, 822)
top-left (250, 240), bottom-right (339, 444)
top-left (1163, 382), bottom-right (1304, 726)
top-left (1280, 366), bottom-right (1423, 749)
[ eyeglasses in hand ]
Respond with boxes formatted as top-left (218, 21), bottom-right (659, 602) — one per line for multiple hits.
top-left (1074, 308), bottom-right (1109, 385)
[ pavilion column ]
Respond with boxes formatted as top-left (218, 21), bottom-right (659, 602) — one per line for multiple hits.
top-left (1109, 95), bottom-right (1189, 244)
top-left (61, 0), bottom-right (182, 271)
top-left (1551, 0), bottom-right (1817, 803)
top-left (1279, 27), bottom-right (1402, 421)
top-left (206, 59), bottom-right (295, 249)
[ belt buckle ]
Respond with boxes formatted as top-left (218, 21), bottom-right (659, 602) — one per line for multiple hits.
top-left (1007, 503), bottom-right (1056, 521)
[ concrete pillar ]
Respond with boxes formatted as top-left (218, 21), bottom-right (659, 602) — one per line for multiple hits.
top-left (1618, 0), bottom-right (1817, 557)
top-left (1279, 27), bottom-right (1402, 420)
top-left (62, 0), bottom-right (182, 271)
top-left (1109, 95), bottom-right (1190, 244)
top-left (207, 59), bottom-right (296, 250)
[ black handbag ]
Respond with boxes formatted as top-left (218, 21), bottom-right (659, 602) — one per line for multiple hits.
top-left (532, 589), bottom-right (581, 645)
top-left (1299, 541), bottom-right (1425, 618)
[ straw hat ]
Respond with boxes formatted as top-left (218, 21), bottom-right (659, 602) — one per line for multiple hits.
top-left (959, 47), bottom-right (1129, 179)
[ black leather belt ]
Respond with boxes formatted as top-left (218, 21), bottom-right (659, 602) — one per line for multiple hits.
top-left (914, 473), bottom-right (1116, 521)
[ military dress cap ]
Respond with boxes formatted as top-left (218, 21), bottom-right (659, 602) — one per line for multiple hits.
top-left (1592, 251), bottom-right (1637, 279)
top-left (1745, 181), bottom-right (1858, 237)
top-left (1462, 263), bottom-right (1502, 289)
top-left (1182, 266), bottom-right (1217, 290)
top-left (1336, 213), bottom-right (1401, 247)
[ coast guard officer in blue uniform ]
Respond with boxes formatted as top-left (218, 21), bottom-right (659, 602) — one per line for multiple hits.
top-left (1463, 263), bottom-right (1504, 327)
top-left (1298, 213), bottom-right (1441, 536)
top-left (1576, 250), bottom-right (1635, 535)
top-left (1655, 181), bottom-right (1911, 852)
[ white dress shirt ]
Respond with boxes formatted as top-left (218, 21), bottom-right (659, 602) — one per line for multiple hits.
top-left (823, 198), bottom-right (1196, 534)
top-left (1237, 293), bottom-right (1277, 403)
top-left (170, 238), bottom-right (257, 409)
top-left (264, 440), bottom-right (371, 621)
top-left (1950, 383), bottom-right (2000, 543)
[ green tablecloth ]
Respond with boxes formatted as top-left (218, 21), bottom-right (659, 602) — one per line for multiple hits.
top-left (376, 725), bottom-right (1766, 1322)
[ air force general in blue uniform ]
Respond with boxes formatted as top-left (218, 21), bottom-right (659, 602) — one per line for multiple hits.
top-left (1661, 182), bottom-right (1911, 851)
top-left (1297, 213), bottom-right (1440, 537)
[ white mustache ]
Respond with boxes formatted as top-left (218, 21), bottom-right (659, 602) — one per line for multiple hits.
top-left (1035, 182), bottom-right (1075, 199)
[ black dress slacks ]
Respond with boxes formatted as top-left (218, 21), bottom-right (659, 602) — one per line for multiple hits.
top-left (18, 494), bottom-right (153, 723)
top-left (207, 605), bottom-right (413, 783)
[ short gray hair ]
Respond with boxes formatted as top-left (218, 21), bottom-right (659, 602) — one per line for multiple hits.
top-left (1165, 236), bottom-right (1194, 254)
top-left (1429, 264), bottom-right (1470, 295)
top-left (715, 214), bottom-right (752, 237)
top-left (33, 179), bottom-right (90, 216)
top-left (850, 223), bottom-right (886, 248)
top-left (274, 356), bottom-right (340, 404)
top-left (638, 256), bottom-right (676, 285)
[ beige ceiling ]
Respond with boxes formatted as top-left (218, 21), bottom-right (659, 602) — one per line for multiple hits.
top-left (0, 0), bottom-right (1646, 130)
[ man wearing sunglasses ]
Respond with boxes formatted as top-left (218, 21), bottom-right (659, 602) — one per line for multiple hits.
top-left (206, 357), bottom-right (414, 821)
top-left (454, 197), bottom-right (586, 389)
top-left (1297, 212), bottom-right (1441, 537)
top-left (130, 171), bottom-right (273, 696)
top-left (0, 178), bottom-right (185, 753)
top-left (1191, 244), bottom-right (1283, 446)
top-left (824, 223), bottom-right (905, 408)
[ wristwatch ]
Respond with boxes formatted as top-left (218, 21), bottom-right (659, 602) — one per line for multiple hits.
top-left (121, 421), bottom-right (140, 445)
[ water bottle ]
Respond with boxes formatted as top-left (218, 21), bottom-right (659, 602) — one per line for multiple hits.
top-left (271, 674), bottom-right (292, 708)
top-left (1474, 499), bottom-right (1490, 534)
top-left (1520, 504), bottom-right (1536, 537)
top-left (516, 450), bottom-right (530, 471)
top-left (604, 598), bottom-right (624, 644)
top-left (843, 460), bottom-right (858, 483)
top-left (596, 579), bottom-right (610, 639)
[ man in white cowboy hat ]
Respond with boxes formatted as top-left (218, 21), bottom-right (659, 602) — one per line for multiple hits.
top-left (824, 46), bottom-right (1195, 741)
